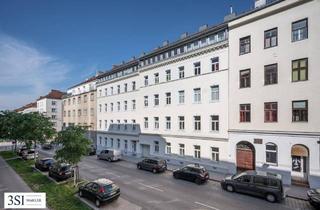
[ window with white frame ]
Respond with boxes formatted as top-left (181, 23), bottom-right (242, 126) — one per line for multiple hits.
top-left (124, 101), bottom-right (128, 111)
top-left (194, 145), bottom-right (201, 158)
top-left (104, 137), bottom-right (107, 146)
top-left (166, 70), bottom-right (171, 81)
top-left (194, 116), bottom-right (201, 131)
top-left (179, 116), bottom-right (185, 130)
top-left (211, 115), bottom-right (219, 131)
top-left (110, 103), bottom-right (114, 112)
top-left (166, 92), bottom-right (171, 105)
top-left (124, 119), bottom-right (127, 130)
top-left (210, 85), bottom-right (219, 101)
top-left (166, 142), bottom-right (171, 154)
top-left (99, 104), bottom-right (102, 112)
top-left (166, 116), bottom-right (171, 130)
top-left (144, 96), bottom-right (148, 107)
top-left (117, 120), bottom-right (120, 130)
top-left (124, 83), bottom-right (128, 92)
top-left (266, 143), bottom-right (277, 165)
top-left (144, 117), bottom-right (148, 129)
top-left (193, 88), bottom-right (201, 103)
top-left (124, 140), bottom-right (128, 152)
top-left (179, 144), bottom-right (185, 156)
top-left (194, 62), bottom-right (201, 75)
top-left (117, 85), bottom-right (120, 94)
top-left (211, 57), bottom-right (219, 71)
top-left (178, 90), bottom-right (185, 104)
top-left (104, 120), bottom-right (108, 130)
top-left (144, 75), bottom-right (148, 86)
top-left (117, 139), bottom-right (120, 148)
top-left (154, 73), bottom-right (159, 84)
top-left (154, 141), bottom-right (159, 153)
top-left (111, 87), bottom-right (114, 95)
top-left (154, 117), bottom-right (159, 129)
top-left (99, 120), bottom-right (102, 129)
top-left (110, 138), bottom-right (114, 148)
top-left (117, 102), bottom-right (120, 111)
top-left (211, 147), bottom-right (219, 161)
top-left (132, 100), bottom-right (136, 110)
top-left (154, 94), bottom-right (159, 106)
top-left (132, 81), bottom-right (136, 90)
top-left (292, 18), bottom-right (308, 42)
top-left (179, 66), bottom-right (185, 79)
top-left (105, 88), bottom-right (108, 96)
top-left (104, 104), bottom-right (108, 112)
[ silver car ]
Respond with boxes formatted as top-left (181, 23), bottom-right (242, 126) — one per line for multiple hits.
top-left (97, 149), bottom-right (122, 161)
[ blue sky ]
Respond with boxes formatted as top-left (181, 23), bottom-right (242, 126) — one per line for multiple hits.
top-left (0, 0), bottom-right (252, 110)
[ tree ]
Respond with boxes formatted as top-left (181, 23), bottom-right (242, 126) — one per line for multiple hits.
top-left (54, 126), bottom-right (91, 186)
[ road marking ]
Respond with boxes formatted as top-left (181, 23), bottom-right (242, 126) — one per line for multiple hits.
top-left (137, 182), bottom-right (163, 192)
top-left (194, 202), bottom-right (220, 210)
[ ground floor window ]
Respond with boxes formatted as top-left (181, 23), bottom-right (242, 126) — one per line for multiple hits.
top-left (110, 138), bottom-right (113, 148)
top-left (117, 139), bottom-right (120, 148)
top-left (194, 145), bottom-right (201, 159)
top-left (104, 137), bottom-right (107, 147)
top-left (179, 144), bottom-right (185, 156)
top-left (266, 143), bottom-right (277, 165)
top-left (166, 142), bottom-right (171, 154)
top-left (211, 147), bottom-right (219, 161)
top-left (154, 141), bottom-right (159, 153)
top-left (124, 140), bottom-right (128, 152)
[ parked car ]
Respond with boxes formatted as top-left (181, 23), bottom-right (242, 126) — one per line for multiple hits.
top-left (17, 146), bottom-right (28, 156)
top-left (97, 149), bottom-right (121, 161)
top-left (173, 164), bottom-right (209, 184)
top-left (78, 178), bottom-right (120, 207)
top-left (22, 149), bottom-right (38, 160)
top-left (88, 144), bottom-right (96, 156)
top-left (220, 171), bottom-right (284, 203)
top-left (35, 158), bottom-right (55, 171)
top-left (42, 143), bottom-right (53, 150)
top-left (137, 158), bottom-right (167, 173)
top-left (307, 188), bottom-right (320, 208)
top-left (48, 163), bottom-right (74, 181)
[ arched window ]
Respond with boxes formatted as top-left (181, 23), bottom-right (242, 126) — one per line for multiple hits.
top-left (266, 143), bottom-right (277, 165)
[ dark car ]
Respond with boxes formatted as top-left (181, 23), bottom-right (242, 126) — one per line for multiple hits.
top-left (307, 188), bottom-right (320, 208)
top-left (221, 171), bottom-right (284, 203)
top-left (42, 143), bottom-right (53, 150)
top-left (173, 164), bottom-right (209, 184)
top-left (35, 158), bottom-right (55, 171)
top-left (137, 158), bottom-right (167, 173)
top-left (48, 163), bottom-right (74, 181)
top-left (79, 178), bottom-right (120, 207)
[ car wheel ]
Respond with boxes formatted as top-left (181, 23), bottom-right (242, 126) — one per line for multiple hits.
top-left (173, 173), bottom-right (179, 179)
top-left (226, 184), bottom-right (234, 192)
top-left (79, 190), bottom-right (83, 197)
top-left (137, 164), bottom-right (141, 169)
top-left (195, 178), bottom-right (202, 185)
top-left (266, 193), bottom-right (276, 203)
top-left (152, 168), bottom-right (157, 174)
top-left (95, 199), bottom-right (100, 207)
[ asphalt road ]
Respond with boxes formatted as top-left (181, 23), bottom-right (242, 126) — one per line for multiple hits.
top-left (38, 149), bottom-right (313, 210)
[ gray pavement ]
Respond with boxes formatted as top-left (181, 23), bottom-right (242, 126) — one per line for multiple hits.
top-left (37, 149), bottom-right (314, 210)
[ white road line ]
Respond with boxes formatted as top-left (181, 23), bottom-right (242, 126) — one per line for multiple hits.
top-left (137, 182), bottom-right (164, 192)
top-left (194, 201), bottom-right (220, 210)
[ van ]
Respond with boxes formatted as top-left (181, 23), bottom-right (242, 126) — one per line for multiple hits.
top-left (221, 170), bottom-right (284, 203)
top-left (97, 149), bottom-right (122, 161)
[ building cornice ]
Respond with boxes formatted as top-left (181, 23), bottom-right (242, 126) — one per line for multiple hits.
top-left (96, 71), bottom-right (139, 87)
top-left (228, 129), bottom-right (320, 137)
top-left (62, 89), bottom-right (96, 99)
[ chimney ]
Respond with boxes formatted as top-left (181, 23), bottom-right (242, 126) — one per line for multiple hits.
top-left (199, 24), bottom-right (208, 32)
top-left (224, 5), bottom-right (236, 22)
top-left (254, 0), bottom-right (267, 8)
top-left (180, 32), bottom-right (188, 39)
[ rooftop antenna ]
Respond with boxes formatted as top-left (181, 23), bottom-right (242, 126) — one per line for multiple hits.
top-left (230, 5), bottom-right (233, 14)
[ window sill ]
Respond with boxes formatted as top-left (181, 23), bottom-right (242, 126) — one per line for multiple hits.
top-left (209, 100), bottom-right (219, 103)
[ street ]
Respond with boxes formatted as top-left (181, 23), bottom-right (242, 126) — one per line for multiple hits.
top-left (38, 149), bottom-right (313, 210)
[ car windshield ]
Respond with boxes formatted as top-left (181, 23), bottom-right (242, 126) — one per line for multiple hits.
top-left (104, 184), bottom-right (117, 192)
top-left (233, 172), bottom-right (247, 180)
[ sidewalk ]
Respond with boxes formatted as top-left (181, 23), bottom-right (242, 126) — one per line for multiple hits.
top-left (121, 155), bottom-right (310, 201)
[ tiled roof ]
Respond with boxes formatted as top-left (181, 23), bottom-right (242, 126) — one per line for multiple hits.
top-left (37, 89), bottom-right (65, 100)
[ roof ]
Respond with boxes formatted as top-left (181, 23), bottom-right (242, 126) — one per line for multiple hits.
top-left (94, 178), bottom-right (113, 185)
top-left (68, 75), bottom-right (97, 89)
top-left (96, 59), bottom-right (139, 79)
top-left (37, 90), bottom-right (65, 101)
top-left (14, 102), bottom-right (37, 112)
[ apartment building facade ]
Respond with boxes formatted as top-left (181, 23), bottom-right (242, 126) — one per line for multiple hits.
top-left (62, 76), bottom-right (97, 142)
top-left (228, 0), bottom-right (320, 187)
top-left (96, 23), bottom-right (231, 173)
top-left (15, 102), bottom-right (37, 114)
top-left (37, 90), bottom-right (64, 131)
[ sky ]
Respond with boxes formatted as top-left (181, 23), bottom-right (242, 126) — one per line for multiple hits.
top-left (0, 0), bottom-right (252, 110)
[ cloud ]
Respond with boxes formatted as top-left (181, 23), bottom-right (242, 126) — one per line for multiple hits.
top-left (0, 34), bottom-right (71, 110)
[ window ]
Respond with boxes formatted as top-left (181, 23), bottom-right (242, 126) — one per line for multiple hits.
top-left (166, 142), bottom-right (171, 154)
top-left (90, 108), bottom-right (94, 116)
top-left (240, 104), bottom-right (251, 122)
top-left (124, 83), bottom-right (127, 92)
top-left (264, 102), bottom-right (278, 122)
top-left (240, 69), bottom-right (251, 88)
top-left (166, 116), bottom-right (171, 130)
top-left (110, 103), bottom-right (114, 112)
top-left (117, 102), bottom-right (120, 111)
top-left (254, 176), bottom-right (268, 186)
top-left (84, 95), bottom-right (87, 103)
top-left (292, 100), bottom-right (308, 122)
top-left (132, 100), bottom-right (136, 110)
top-left (211, 115), bottom-right (219, 131)
top-left (193, 88), bottom-right (201, 103)
top-left (194, 145), bottom-right (201, 159)
top-left (83, 109), bottom-right (87, 116)
top-left (68, 99), bottom-right (71, 105)
top-left (132, 81), bottom-right (136, 91)
top-left (154, 94), bottom-right (159, 106)
top-left (240, 36), bottom-right (251, 55)
top-left (166, 92), bottom-right (171, 105)
top-left (90, 93), bottom-right (94, 101)
top-left (144, 76), bottom-right (148, 86)
top-left (179, 116), bottom-right (185, 130)
top-left (292, 58), bottom-right (308, 82)
top-left (264, 28), bottom-right (277, 48)
top-left (154, 141), bottom-right (159, 153)
top-left (144, 96), bottom-right (148, 107)
top-left (144, 117), bottom-right (148, 129)
top-left (210, 85), bottom-right (219, 101)
top-left (104, 88), bottom-right (108, 96)
top-left (194, 116), bottom-right (201, 131)
top-left (78, 97), bottom-right (81, 104)
top-left (110, 138), bottom-right (114, 148)
top-left (154, 117), bottom-right (159, 129)
top-left (211, 147), bottom-right (219, 161)
top-left (72, 98), bottom-right (76, 104)
top-left (292, 18), bottom-right (308, 42)
top-left (154, 73), bottom-right (159, 84)
top-left (98, 104), bottom-right (102, 112)
top-left (166, 70), bottom-right (171, 81)
top-left (117, 85), bottom-right (120, 94)
top-left (111, 87), bottom-right (114, 95)
top-left (124, 101), bottom-right (128, 111)
top-left (266, 143), bottom-right (277, 165)
top-left (105, 120), bottom-right (108, 130)
top-left (265, 64), bottom-right (278, 85)
top-left (178, 90), bottom-right (185, 104)
top-left (179, 144), bottom-right (185, 156)
top-left (124, 120), bottom-right (127, 130)
top-left (211, 57), bottom-right (219, 71)
top-left (179, 66), bottom-right (184, 79)
top-left (52, 108), bottom-right (56, 113)
top-left (117, 139), bottom-right (120, 148)
top-left (68, 110), bottom-right (71, 117)
top-left (104, 104), bottom-right (107, 112)
top-left (99, 89), bottom-right (102, 97)
top-left (99, 120), bottom-right (101, 129)
top-left (194, 62), bottom-right (201, 75)
top-left (117, 120), bottom-right (120, 130)
top-left (51, 115), bottom-right (56, 119)
top-left (124, 140), bottom-right (128, 152)
top-left (72, 110), bottom-right (75, 117)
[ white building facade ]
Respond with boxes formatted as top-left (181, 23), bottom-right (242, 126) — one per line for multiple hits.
top-left (228, 0), bottom-right (320, 187)
top-left (96, 24), bottom-right (232, 173)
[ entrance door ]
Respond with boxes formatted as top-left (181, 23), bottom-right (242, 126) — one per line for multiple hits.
top-left (141, 144), bottom-right (150, 157)
top-left (291, 145), bottom-right (309, 184)
top-left (236, 141), bottom-right (255, 171)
